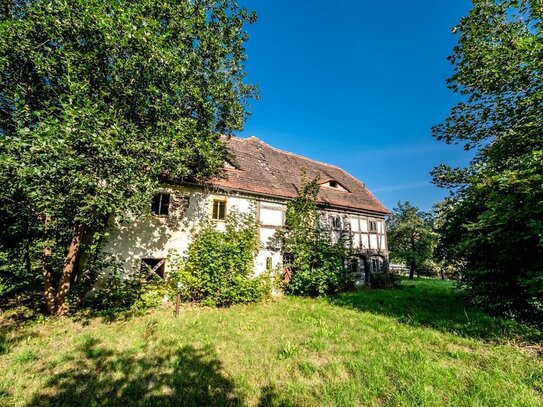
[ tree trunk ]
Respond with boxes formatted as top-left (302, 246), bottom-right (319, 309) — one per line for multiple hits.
top-left (42, 244), bottom-right (57, 314)
top-left (55, 224), bottom-right (83, 315)
top-left (24, 239), bottom-right (32, 277)
top-left (409, 229), bottom-right (417, 280)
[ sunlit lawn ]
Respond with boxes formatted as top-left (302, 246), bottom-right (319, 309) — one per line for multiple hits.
top-left (1, 279), bottom-right (542, 406)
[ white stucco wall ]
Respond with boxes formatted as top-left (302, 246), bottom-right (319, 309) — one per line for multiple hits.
top-left (104, 185), bottom-right (388, 278)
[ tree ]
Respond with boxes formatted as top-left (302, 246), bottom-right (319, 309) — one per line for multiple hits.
top-left (433, 0), bottom-right (543, 321)
top-left (0, 0), bottom-right (256, 315)
top-left (273, 174), bottom-right (353, 296)
top-left (387, 202), bottom-right (437, 280)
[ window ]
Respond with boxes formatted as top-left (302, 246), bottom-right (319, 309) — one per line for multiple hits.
top-left (371, 257), bottom-right (383, 273)
top-left (330, 216), bottom-right (341, 230)
top-left (322, 180), bottom-right (348, 191)
top-left (369, 220), bottom-right (378, 232)
top-left (283, 252), bottom-right (294, 266)
top-left (212, 199), bottom-right (227, 221)
top-left (151, 193), bottom-right (170, 216)
top-left (140, 258), bottom-right (166, 279)
top-left (266, 257), bottom-right (273, 271)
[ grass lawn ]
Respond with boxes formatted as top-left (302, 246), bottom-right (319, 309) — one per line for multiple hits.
top-left (1, 278), bottom-right (542, 406)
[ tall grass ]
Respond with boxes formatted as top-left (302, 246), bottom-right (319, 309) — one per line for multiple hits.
top-left (0, 279), bottom-right (541, 406)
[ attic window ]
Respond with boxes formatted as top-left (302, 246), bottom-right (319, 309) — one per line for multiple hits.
top-left (224, 160), bottom-right (236, 170)
top-left (322, 180), bottom-right (347, 191)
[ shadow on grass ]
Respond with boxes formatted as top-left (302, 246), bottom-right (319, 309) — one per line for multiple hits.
top-left (28, 337), bottom-right (244, 407)
top-left (330, 278), bottom-right (542, 343)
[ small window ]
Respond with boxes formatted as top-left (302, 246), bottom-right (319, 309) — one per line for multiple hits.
top-left (369, 220), bottom-right (378, 232)
top-left (329, 180), bottom-right (338, 188)
top-left (212, 199), bottom-right (227, 221)
top-left (283, 252), bottom-right (294, 266)
top-left (141, 258), bottom-right (166, 279)
top-left (371, 257), bottom-right (383, 273)
top-left (151, 193), bottom-right (170, 216)
top-left (330, 216), bottom-right (341, 230)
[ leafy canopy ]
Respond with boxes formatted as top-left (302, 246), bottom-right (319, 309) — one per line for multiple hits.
top-left (387, 201), bottom-right (437, 278)
top-left (433, 0), bottom-right (543, 321)
top-left (0, 0), bottom-right (256, 313)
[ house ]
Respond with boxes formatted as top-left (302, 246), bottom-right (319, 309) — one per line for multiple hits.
top-left (104, 136), bottom-right (389, 286)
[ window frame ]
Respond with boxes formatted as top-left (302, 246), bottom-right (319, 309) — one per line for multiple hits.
top-left (330, 215), bottom-right (341, 230)
top-left (212, 199), bottom-right (227, 221)
top-left (140, 258), bottom-right (166, 279)
top-left (151, 193), bottom-right (170, 216)
top-left (369, 220), bottom-right (378, 232)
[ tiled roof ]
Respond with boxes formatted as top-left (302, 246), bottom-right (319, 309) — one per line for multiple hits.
top-left (211, 136), bottom-right (389, 215)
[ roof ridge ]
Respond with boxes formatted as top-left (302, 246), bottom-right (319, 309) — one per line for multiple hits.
top-left (218, 135), bottom-right (389, 214)
top-left (248, 136), bottom-right (387, 211)
top-left (246, 136), bottom-right (344, 171)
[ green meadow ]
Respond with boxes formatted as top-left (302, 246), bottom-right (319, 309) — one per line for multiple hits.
top-left (1, 279), bottom-right (542, 406)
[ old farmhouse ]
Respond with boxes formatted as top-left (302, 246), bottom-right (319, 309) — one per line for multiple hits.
top-left (105, 136), bottom-right (389, 286)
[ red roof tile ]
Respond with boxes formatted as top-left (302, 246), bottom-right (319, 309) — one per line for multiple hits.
top-left (212, 136), bottom-right (389, 215)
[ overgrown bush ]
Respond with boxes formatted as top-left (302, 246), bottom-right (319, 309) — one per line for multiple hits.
top-left (274, 174), bottom-right (355, 296)
top-left (370, 272), bottom-right (398, 288)
top-left (174, 211), bottom-right (269, 307)
top-left (82, 269), bottom-right (168, 314)
top-left (282, 234), bottom-right (354, 296)
top-left (0, 246), bottom-right (42, 304)
top-left (0, 277), bottom-right (9, 303)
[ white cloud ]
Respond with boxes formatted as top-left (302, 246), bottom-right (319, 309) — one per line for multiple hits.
top-left (371, 181), bottom-right (432, 193)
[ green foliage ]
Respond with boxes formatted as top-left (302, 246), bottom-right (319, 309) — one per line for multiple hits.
top-left (0, 0), bottom-right (256, 313)
top-left (0, 276), bottom-right (8, 303)
top-left (83, 270), bottom-right (167, 314)
top-left (175, 211), bottom-right (269, 307)
top-left (274, 174), bottom-right (354, 296)
top-left (433, 0), bottom-right (543, 323)
top-left (369, 272), bottom-right (398, 289)
top-left (1, 280), bottom-right (542, 406)
top-left (387, 201), bottom-right (438, 279)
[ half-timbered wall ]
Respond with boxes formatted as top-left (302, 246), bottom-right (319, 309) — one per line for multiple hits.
top-left (104, 185), bottom-right (387, 277)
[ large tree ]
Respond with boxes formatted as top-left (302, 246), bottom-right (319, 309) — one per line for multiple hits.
top-left (0, 0), bottom-right (256, 314)
top-left (433, 0), bottom-right (543, 321)
top-left (387, 202), bottom-right (437, 280)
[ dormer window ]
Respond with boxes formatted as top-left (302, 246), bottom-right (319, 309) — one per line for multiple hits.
top-left (224, 160), bottom-right (236, 170)
top-left (322, 180), bottom-right (348, 191)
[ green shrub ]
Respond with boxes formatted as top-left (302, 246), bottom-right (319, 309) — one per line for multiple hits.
top-left (370, 272), bottom-right (398, 289)
top-left (174, 211), bottom-right (269, 307)
top-left (284, 238), bottom-right (353, 296)
top-left (274, 174), bottom-right (355, 297)
top-left (84, 269), bottom-right (167, 313)
top-left (0, 276), bottom-right (9, 302)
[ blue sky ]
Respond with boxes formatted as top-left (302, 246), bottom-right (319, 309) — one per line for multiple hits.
top-left (237, 0), bottom-right (473, 212)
